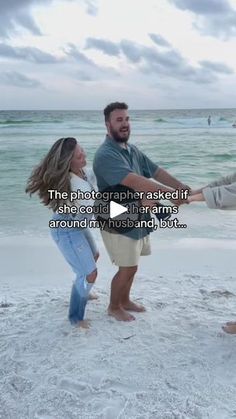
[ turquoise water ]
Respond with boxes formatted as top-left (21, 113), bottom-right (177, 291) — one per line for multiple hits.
top-left (0, 109), bottom-right (236, 239)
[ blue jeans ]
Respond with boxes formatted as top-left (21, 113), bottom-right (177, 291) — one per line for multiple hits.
top-left (50, 226), bottom-right (97, 324)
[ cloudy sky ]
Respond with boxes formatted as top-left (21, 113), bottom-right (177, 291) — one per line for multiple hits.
top-left (0, 0), bottom-right (236, 109)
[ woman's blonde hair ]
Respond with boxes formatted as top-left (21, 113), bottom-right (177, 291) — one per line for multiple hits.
top-left (26, 137), bottom-right (77, 211)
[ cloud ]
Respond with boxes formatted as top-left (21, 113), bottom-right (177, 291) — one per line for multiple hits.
top-left (119, 39), bottom-right (233, 85)
top-left (120, 40), bottom-right (141, 63)
top-left (66, 38), bottom-right (234, 85)
top-left (64, 43), bottom-right (97, 66)
top-left (84, 0), bottom-right (98, 16)
top-left (0, 0), bottom-right (98, 38)
top-left (149, 33), bottom-right (171, 48)
top-left (169, 0), bottom-right (236, 38)
top-left (0, 71), bottom-right (41, 88)
top-left (85, 38), bottom-right (120, 56)
top-left (200, 60), bottom-right (234, 74)
top-left (0, 43), bottom-right (60, 63)
top-left (169, 0), bottom-right (232, 15)
top-left (76, 70), bottom-right (94, 81)
top-left (65, 43), bottom-right (120, 81)
top-left (0, 0), bottom-right (47, 37)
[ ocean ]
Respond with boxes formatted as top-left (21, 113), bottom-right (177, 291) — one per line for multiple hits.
top-left (0, 108), bottom-right (236, 240)
top-left (1, 110), bottom-right (236, 419)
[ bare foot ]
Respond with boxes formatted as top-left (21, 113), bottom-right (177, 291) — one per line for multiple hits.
top-left (222, 321), bottom-right (236, 334)
top-left (122, 300), bottom-right (146, 312)
top-left (75, 320), bottom-right (91, 329)
top-left (108, 306), bottom-right (135, 322)
top-left (88, 292), bottom-right (98, 301)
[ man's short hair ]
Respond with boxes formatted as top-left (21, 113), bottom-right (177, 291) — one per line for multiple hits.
top-left (104, 102), bottom-right (128, 122)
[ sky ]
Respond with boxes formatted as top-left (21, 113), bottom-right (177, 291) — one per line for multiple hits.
top-left (0, 0), bottom-right (236, 110)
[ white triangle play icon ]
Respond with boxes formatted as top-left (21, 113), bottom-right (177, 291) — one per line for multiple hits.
top-left (110, 201), bottom-right (128, 219)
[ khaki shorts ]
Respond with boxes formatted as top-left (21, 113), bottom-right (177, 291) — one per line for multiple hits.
top-left (101, 230), bottom-right (151, 267)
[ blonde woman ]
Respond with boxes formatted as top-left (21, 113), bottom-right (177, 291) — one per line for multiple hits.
top-left (189, 171), bottom-right (236, 334)
top-left (26, 137), bottom-right (99, 328)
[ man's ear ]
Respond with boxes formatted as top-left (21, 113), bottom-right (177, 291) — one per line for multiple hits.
top-left (105, 121), bottom-right (110, 133)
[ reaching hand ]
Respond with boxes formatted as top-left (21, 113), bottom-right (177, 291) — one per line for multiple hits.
top-left (189, 188), bottom-right (202, 196)
top-left (188, 193), bottom-right (204, 203)
top-left (170, 197), bottom-right (187, 206)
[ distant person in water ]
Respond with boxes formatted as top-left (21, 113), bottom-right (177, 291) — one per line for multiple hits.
top-left (189, 171), bottom-right (236, 334)
top-left (208, 115), bottom-right (211, 126)
top-left (26, 137), bottom-right (99, 329)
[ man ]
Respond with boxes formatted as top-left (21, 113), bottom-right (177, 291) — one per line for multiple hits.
top-left (93, 102), bottom-right (189, 322)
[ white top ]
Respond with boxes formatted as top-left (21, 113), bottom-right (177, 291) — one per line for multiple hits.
top-left (67, 168), bottom-right (97, 224)
top-left (70, 170), bottom-right (95, 209)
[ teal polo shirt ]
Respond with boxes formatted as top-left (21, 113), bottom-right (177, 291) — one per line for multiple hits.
top-left (93, 135), bottom-right (159, 239)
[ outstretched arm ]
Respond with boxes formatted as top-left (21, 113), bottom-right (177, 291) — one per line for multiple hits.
top-left (188, 193), bottom-right (204, 203)
top-left (189, 183), bottom-right (236, 209)
top-left (191, 171), bottom-right (236, 195)
top-left (153, 168), bottom-right (190, 191)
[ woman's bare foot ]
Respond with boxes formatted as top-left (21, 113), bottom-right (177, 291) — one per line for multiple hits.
top-left (222, 321), bottom-right (236, 334)
top-left (88, 292), bottom-right (98, 301)
top-left (108, 306), bottom-right (135, 322)
top-left (122, 300), bottom-right (146, 312)
top-left (75, 320), bottom-right (91, 329)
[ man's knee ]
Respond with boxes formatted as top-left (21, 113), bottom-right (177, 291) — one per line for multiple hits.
top-left (86, 269), bottom-right (97, 283)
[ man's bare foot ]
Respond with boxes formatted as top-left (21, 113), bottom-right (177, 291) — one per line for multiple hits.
top-left (88, 292), bottom-right (98, 301)
top-left (75, 320), bottom-right (91, 329)
top-left (222, 321), bottom-right (236, 334)
top-left (108, 306), bottom-right (135, 322)
top-left (122, 300), bottom-right (146, 312)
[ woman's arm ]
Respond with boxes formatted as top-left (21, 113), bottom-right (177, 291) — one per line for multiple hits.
top-left (202, 183), bottom-right (236, 209)
top-left (188, 193), bottom-right (205, 203)
top-left (189, 183), bottom-right (236, 209)
top-left (207, 171), bottom-right (236, 188)
top-left (190, 171), bottom-right (236, 196)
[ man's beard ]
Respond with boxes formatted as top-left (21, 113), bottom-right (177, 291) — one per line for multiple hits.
top-left (110, 126), bottom-right (130, 143)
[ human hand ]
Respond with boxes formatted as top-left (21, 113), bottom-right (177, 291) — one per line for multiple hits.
top-left (170, 184), bottom-right (190, 206)
top-left (170, 197), bottom-right (187, 206)
top-left (188, 193), bottom-right (204, 203)
top-left (189, 188), bottom-right (202, 196)
top-left (176, 184), bottom-right (191, 204)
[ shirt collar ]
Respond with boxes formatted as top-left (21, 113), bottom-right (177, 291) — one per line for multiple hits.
top-left (105, 135), bottom-right (131, 152)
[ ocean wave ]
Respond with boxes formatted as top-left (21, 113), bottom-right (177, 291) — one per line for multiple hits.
top-left (219, 117), bottom-right (228, 121)
top-left (154, 118), bottom-right (167, 123)
top-left (211, 153), bottom-right (235, 161)
top-left (0, 119), bottom-right (62, 125)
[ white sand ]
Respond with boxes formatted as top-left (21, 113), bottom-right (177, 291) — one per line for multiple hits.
top-left (1, 234), bottom-right (236, 419)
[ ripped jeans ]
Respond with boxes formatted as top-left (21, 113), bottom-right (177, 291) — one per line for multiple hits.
top-left (50, 225), bottom-right (98, 324)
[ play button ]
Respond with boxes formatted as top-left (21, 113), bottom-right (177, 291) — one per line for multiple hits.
top-left (110, 201), bottom-right (128, 219)
top-left (93, 184), bottom-right (143, 233)
top-left (92, 184), bottom-right (172, 234)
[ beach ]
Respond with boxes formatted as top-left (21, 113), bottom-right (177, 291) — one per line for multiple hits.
top-left (1, 109), bottom-right (236, 418)
top-left (1, 234), bottom-right (236, 419)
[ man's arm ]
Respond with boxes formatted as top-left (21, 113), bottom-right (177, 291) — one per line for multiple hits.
top-left (121, 173), bottom-right (184, 207)
top-left (153, 168), bottom-right (189, 191)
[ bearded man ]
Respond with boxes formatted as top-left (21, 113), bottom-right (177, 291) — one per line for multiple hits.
top-left (93, 102), bottom-right (188, 322)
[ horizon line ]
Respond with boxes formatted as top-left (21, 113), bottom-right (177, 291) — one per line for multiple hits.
top-left (1, 107), bottom-right (236, 112)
